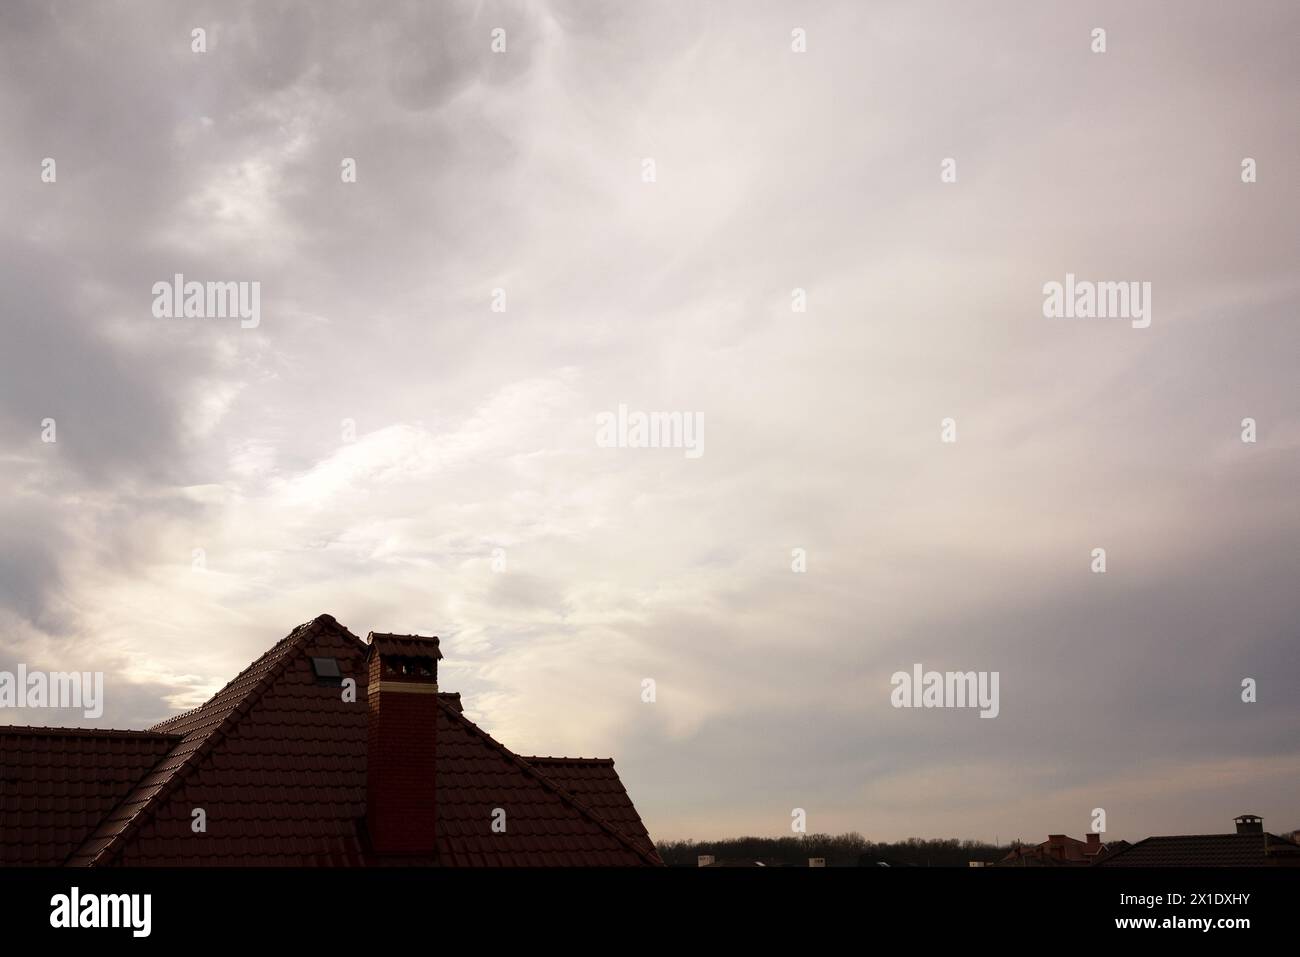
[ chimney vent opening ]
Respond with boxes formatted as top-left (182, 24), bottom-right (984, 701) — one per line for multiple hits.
top-left (1234, 814), bottom-right (1263, 834)
top-left (383, 656), bottom-right (436, 678)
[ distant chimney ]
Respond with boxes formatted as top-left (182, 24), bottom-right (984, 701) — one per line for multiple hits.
top-left (1235, 814), bottom-right (1263, 834)
top-left (366, 632), bottom-right (442, 855)
top-left (1086, 833), bottom-right (1100, 849)
top-left (697, 854), bottom-right (715, 867)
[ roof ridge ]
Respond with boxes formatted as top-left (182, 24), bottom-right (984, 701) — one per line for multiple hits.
top-left (78, 615), bottom-right (357, 866)
top-left (0, 726), bottom-right (181, 740)
top-left (522, 755), bottom-right (616, 765)
top-left (437, 699), bottom-right (661, 866)
top-left (147, 618), bottom-right (319, 732)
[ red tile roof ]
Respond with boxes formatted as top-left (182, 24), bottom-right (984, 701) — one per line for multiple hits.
top-left (433, 708), bottom-right (661, 866)
top-left (68, 617), bottom-right (372, 866)
top-left (0, 615), bottom-right (659, 866)
top-left (1096, 832), bottom-right (1300, 867)
top-left (523, 757), bottom-right (662, 863)
top-left (0, 727), bottom-right (178, 866)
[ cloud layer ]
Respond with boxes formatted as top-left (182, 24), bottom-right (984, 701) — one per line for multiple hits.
top-left (0, 0), bottom-right (1297, 843)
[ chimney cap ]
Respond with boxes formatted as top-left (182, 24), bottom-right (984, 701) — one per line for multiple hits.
top-left (367, 632), bottom-right (443, 660)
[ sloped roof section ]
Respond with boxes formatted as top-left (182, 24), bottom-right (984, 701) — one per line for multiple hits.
top-left (434, 705), bottom-right (659, 866)
top-left (1097, 832), bottom-right (1300, 866)
top-left (0, 727), bottom-right (178, 866)
top-left (523, 757), bottom-right (663, 863)
top-left (68, 615), bottom-right (369, 866)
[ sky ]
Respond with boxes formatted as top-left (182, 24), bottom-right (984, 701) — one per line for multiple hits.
top-left (0, 0), bottom-right (1297, 845)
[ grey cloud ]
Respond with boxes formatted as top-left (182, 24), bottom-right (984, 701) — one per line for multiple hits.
top-left (0, 0), bottom-right (1296, 843)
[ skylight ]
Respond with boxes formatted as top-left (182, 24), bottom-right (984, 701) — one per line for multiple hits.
top-left (310, 656), bottom-right (341, 680)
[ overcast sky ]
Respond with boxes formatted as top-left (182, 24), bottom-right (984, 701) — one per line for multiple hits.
top-left (0, 0), bottom-right (1297, 844)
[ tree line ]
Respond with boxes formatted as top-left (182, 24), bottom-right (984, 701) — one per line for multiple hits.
top-left (656, 832), bottom-right (1015, 867)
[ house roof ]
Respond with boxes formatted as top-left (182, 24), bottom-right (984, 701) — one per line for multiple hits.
top-left (1092, 839), bottom-right (1130, 862)
top-left (521, 757), bottom-right (661, 861)
top-left (3, 615), bottom-right (658, 866)
top-left (1096, 831), bottom-right (1300, 867)
top-left (433, 706), bottom-right (662, 866)
top-left (992, 845), bottom-right (1078, 867)
top-left (990, 833), bottom-right (1129, 867)
top-left (0, 727), bottom-right (179, 866)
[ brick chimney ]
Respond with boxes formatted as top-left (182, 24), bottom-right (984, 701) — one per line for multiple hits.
top-left (366, 632), bottom-right (442, 855)
top-left (1046, 835), bottom-right (1068, 861)
top-left (1234, 813), bottom-right (1263, 834)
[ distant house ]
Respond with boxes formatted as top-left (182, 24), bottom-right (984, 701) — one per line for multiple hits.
top-left (1096, 814), bottom-right (1300, 867)
top-left (695, 855), bottom-right (836, 867)
top-left (0, 614), bottom-right (662, 866)
top-left (993, 832), bottom-right (1128, 866)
